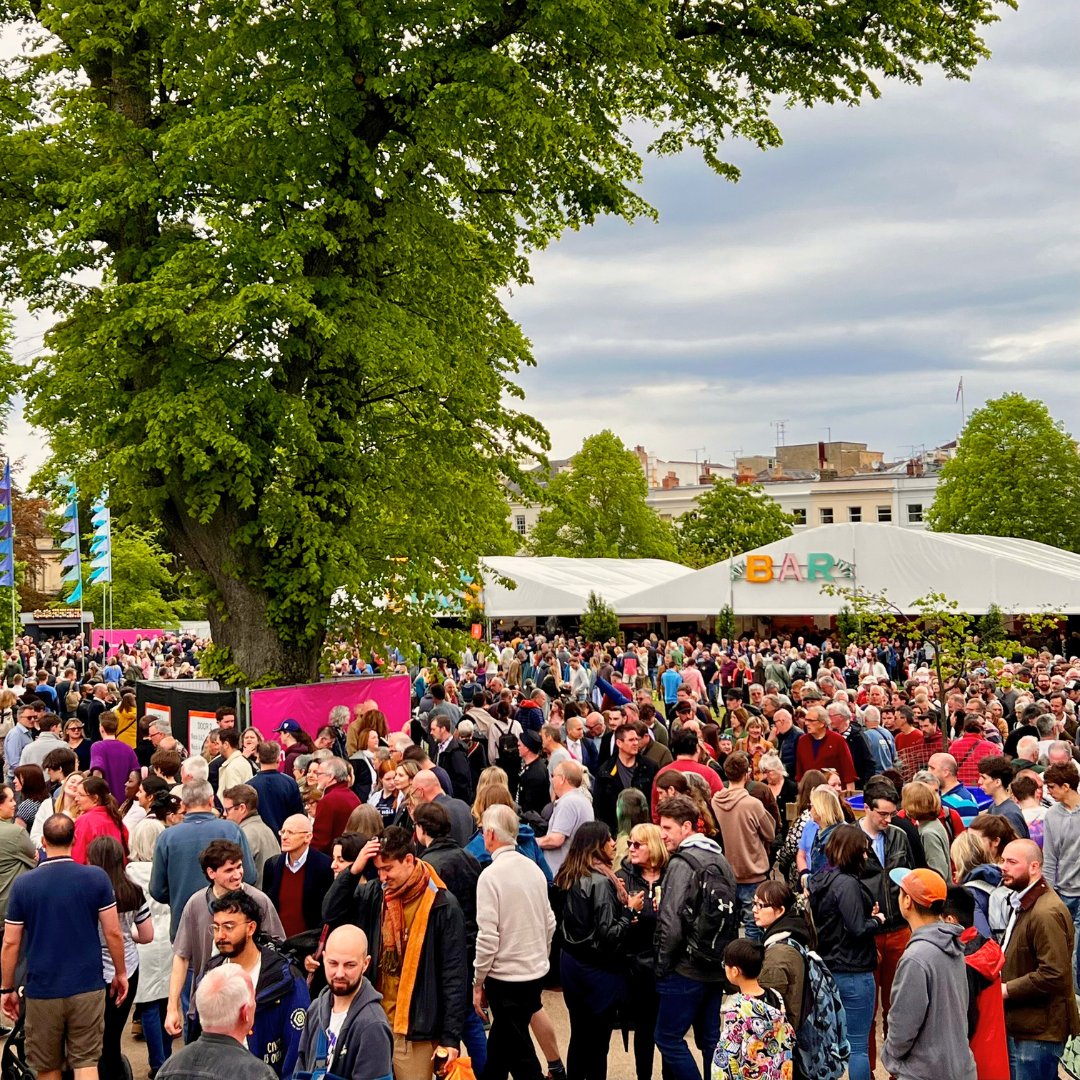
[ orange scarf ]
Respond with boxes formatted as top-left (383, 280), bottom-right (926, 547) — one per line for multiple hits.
top-left (381, 860), bottom-right (446, 1035)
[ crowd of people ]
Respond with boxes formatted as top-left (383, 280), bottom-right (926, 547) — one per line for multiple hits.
top-left (1, 629), bottom-right (1080, 1080)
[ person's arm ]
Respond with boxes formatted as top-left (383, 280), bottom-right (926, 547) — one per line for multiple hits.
top-left (234, 823), bottom-right (257, 882)
top-left (537, 831), bottom-right (566, 851)
top-left (1004, 905), bottom-right (1073, 1002)
top-left (832, 876), bottom-right (883, 936)
top-left (149, 843), bottom-right (169, 905)
top-left (836, 739), bottom-right (857, 787)
top-left (165, 953), bottom-right (190, 1036)
top-left (98, 904), bottom-right (129, 1004)
top-left (436, 898), bottom-right (467, 1053)
top-left (1043, 817), bottom-right (1058, 889)
top-left (756, 802), bottom-right (777, 847)
top-left (132, 906), bottom-right (154, 944)
top-left (472, 873), bottom-right (498, 987)
top-left (654, 856), bottom-right (689, 979)
top-left (0, 922), bottom-right (23, 1021)
top-left (279, 973), bottom-right (310, 1079)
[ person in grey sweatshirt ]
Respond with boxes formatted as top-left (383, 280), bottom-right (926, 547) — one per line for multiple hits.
top-left (882, 868), bottom-right (977, 1080)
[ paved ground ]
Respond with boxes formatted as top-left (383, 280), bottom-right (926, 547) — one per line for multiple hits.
top-left (120, 989), bottom-right (901, 1079)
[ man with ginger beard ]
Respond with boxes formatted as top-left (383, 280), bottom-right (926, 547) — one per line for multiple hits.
top-left (298, 924), bottom-right (393, 1080)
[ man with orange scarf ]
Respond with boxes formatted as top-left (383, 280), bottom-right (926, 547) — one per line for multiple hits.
top-left (322, 825), bottom-right (468, 1080)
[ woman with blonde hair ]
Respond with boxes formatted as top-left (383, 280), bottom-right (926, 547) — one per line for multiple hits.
top-left (734, 715), bottom-right (774, 780)
top-left (951, 829), bottom-right (1003, 939)
top-left (616, 823), bottom-right (668, 1080)
top-left (901, 780), bottom-right (950, 880)
top-left (796, 785), bottom-right (845, 885)
top-left (390, 759), bottom-right (420, 831)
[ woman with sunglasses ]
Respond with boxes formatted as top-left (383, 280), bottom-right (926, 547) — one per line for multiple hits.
top-left (555, 821), bottom-right (642, 1080)
top-left (615, 823), bottom-right (668, 1080)
top-left (64, 717), bottom-right (92, 770)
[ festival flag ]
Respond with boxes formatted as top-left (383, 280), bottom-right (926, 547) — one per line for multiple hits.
top-left (88, 493), bottom-right (112, 586)
top-left (0, 459), bottom-right (12, 588)
top-left (60, 479), bottom-right (83, 605)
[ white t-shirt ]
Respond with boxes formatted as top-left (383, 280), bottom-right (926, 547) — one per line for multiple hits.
top-left (326, 1006), bottom-right (349, 1059)
top-left (101, 903), bottom-right (151, 980)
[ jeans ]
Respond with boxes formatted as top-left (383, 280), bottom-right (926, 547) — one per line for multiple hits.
top-left (461, 994), bottom-right (488, 1076)
top-left (1061, 893), bottom-right (1080, 992)
top-left (137, 999), bottom-right (173, 1072)
top-left (736, 883), bottom-right (763, 942)
top-left (481, 975), bottom-right (545, 1080)
top-left (561, 953), bottom-right (624, 1080)
top-left (1007, 1036), bottom-right (1065, 1080)
top-left (832, 971), bottom-right (875, 1080)
top-left (654, 973), bottom-right (724, 1080)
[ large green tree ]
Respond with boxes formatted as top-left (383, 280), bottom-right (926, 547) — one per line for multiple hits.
top-left (529, 431), bottom-right (677, 559)
top-left (0, 0), bottom-right (1008, 681)
top-left (677, 477), bottom-right (794, 568)
top-left (927, 394), bottom-right (1080, 551)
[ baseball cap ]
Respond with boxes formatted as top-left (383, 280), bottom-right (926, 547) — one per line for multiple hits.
top-left (274, 719), bottom-right (302, 734)
top-left (889, 867), bottom-right (947, 907)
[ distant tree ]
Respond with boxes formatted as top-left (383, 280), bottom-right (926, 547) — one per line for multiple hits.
top-left (927, 394), bottom-right (1080, 551)
top-left (715, 604), bottom-right (736, 643)
top-left (83, 527), bottom-right (188, 629)
top-left (579, 591), bottom-right (619, 644)
top-left (529, 431), bottom-right (678, 560)
top-left (676, 477), bottom-right (794, 568)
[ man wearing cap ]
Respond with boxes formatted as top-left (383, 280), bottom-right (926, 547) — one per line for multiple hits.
top-left (1000, 838), bottom-right (1080, 1078)
top-left (276, 719), bottom-right (308, 776)
top-left (882, 867), bottom-right (977, 1080)
top-left (516, 730), bottom-right (550, 817)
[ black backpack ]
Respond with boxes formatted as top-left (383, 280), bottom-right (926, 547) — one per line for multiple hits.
top-left (493, 717), bottom-right (521, 773)
top-left (673, 847), bottom-right (738, 965)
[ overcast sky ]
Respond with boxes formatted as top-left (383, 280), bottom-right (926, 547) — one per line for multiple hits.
top-left (4, 0), bottom-right (1078, 483)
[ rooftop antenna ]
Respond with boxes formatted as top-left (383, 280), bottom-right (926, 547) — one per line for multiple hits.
top-left (686, 447), bottom-right (706, 466)
top-left (771, 419), bottom-right (789, 448)
top-left (727, 448), bottom-right (743, 469)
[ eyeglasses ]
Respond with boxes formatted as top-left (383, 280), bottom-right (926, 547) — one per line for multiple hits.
top-left (627, 841), bottom-right (645, 850)
top-left (751, 900), bottom-right (774, 910)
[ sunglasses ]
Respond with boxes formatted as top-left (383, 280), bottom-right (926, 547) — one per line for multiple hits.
top-left (627, 841), bottom-right (646, 850)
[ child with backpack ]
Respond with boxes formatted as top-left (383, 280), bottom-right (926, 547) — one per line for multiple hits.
top-left (712, 939), bottom-right (795, 1080)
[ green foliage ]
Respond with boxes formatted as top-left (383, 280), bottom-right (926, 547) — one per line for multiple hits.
top-left (82, 526), bottom-right (187, 629)
top-left (977, 603), bottom-right (1007, 651)
top-left (197, 643), bottom-right (281, 689)
top-left (677, 477), bottom-right (794, 568)
top-left (0, 0), bottom-right (1009, 681)
top-left (835, 606), bottom-right (861, 649)
top-left (579, 591), bottom-right (619, 644)
top-left (823, 583), bottom-right (1062, 721)
top-left (928, 394), bottom-right (1080, 550)
top-left (529, 432), bottom-right (679, 560)
top-left (715, 604), bottom-right (736, 643)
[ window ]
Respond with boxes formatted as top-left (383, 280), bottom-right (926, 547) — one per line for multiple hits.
top-left (848, 506), bottom-right (862, 523)
top-left (908, 504), bottom-right (924, 524)
top-left (515, 515), bottom-right (527, 536)
top-left (877, 505), bottom-right (892, 523)
top-left (820, 507), bottom-right (834, 524)
top-left (791, 507), bottom-right (806, 526)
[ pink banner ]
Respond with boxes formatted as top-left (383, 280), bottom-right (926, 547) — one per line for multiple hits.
top-left (93, 629), bottom-right (165, 649)
top-left (248, 674), bottom-right (412, 742)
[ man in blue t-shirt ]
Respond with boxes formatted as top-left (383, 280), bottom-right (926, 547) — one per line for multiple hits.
top-left (660, 661), bottom-right (684, 715)
top-left (1, 813), bottom-right (128, 1079)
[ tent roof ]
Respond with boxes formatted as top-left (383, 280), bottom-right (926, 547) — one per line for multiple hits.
top-left (615, 524), bottom-right (1080, 617)
top-left (479, 556), bottom-right (694, 618)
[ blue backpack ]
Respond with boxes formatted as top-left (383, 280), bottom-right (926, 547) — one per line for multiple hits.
top-left (768, 935), bottom-right (850, 1080)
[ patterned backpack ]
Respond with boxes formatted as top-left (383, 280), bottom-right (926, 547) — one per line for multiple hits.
top-left (772, 936), bottom-right (850, 1080)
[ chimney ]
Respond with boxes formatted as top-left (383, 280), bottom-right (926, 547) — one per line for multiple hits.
top-left (818, 440), bottom-right (827, 469)
top-left (819, 468), bottom-right (838, 481)
top-left (661, 471), bottom-right (680, 489)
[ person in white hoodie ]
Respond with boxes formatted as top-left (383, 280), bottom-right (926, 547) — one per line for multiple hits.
top-left (127, 818), bottom-right (177, 1078)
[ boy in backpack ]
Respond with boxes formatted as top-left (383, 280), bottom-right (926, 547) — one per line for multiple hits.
top-left (712, 939), bottom-right (795, 1080)
top-left (656, 794), bottom-right (739, 1080)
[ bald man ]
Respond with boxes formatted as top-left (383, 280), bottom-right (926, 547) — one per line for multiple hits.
top-left (298, 925), bottom-right (393, 1079)
top-left (1000, 838), bottom-right (1080, 1076)
top-left (413, 769), bottom-right (474, 847)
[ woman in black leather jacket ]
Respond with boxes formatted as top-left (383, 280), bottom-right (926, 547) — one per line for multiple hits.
top-left (614, 823), bottom-right (668, 1080)
top-left (807, 824), bottom-right (886, 1080)
top-left (555, 821), bottom-right (642, 1080)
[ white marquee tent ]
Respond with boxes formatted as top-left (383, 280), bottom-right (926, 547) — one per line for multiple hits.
top-left (615, 524), bottom-right (1080, 617)
top-left (478, 556), bottom-right (694, 618)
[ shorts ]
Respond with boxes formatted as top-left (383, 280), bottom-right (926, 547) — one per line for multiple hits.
top-left (26, 989), bottom-right (106, 1071)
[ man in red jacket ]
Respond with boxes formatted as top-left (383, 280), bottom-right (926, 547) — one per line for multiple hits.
top-left (311, 757), bottom-right (360, 853)
top-left (794, 706), bottom-right (855, 787)
top-left (943, 886), bottom-right (1008, 1080)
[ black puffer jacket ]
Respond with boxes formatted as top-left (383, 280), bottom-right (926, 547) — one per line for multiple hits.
top-left (560, 870), bottom-right (633, 972)
top-left (808, 866), bottom-right (879, 974)
top-left (615, 859), bottom-right (664, 978)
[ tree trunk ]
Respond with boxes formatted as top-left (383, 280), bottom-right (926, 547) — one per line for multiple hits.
top-left (160, 497), bottom-right (323, 687)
